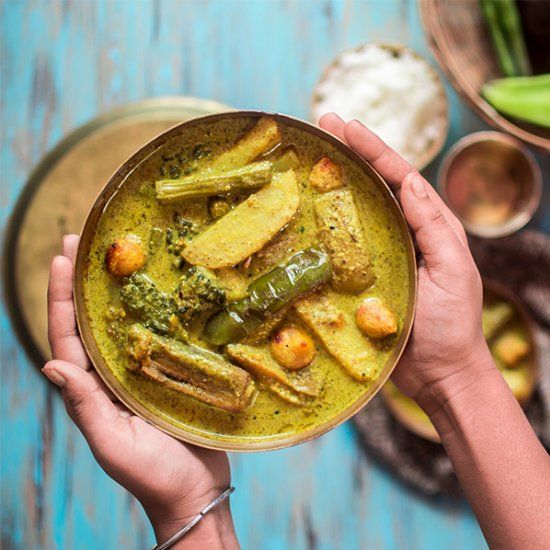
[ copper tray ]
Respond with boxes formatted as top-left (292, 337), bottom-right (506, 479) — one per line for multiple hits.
top-left (74, 111), bottom-right (418, 452)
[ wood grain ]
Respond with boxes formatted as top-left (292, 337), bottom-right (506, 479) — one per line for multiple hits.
top-left (2, 1), bottom-right (548, 548)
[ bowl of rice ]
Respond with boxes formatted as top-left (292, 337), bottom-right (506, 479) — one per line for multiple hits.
top-left (311, 43), bottom-right (449, 170)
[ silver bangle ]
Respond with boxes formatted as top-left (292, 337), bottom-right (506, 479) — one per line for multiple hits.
top-left (151, 487), bottom-right (235, 550)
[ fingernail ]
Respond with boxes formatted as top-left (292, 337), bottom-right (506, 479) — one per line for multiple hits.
top-left (119, 409), bottom-right (132, 419)
top-left (42, 367), bottom-right (66, 387)
top-left (410, 174), bottom-right (428, 198)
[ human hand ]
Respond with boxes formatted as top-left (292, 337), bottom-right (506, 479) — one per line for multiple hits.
top-left (43, 235), bottom-right (238, 549)
top-left (319, 115), bottom-right (495, 415)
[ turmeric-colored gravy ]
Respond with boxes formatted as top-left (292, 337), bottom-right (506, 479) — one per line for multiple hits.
top-left (83, 116), bottom-right (412, 443)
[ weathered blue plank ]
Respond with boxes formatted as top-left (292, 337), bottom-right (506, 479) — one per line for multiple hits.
top-left (3, 1), bottom-right (547, 548)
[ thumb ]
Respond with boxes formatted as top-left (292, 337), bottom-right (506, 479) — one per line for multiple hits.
top-left (42, 360), bottom-right (124, 445)
top-left (400, 172), bottom-right (467, 271)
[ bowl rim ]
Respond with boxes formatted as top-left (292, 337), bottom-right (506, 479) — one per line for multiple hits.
top-left (74, 110), bottom-right (418, 452)
top-left (309, 41), bottom-right (450, 171)
top-left (381, 277), bottom-right (540, 443)
top-left (436, 130), bottom-right (543, 238)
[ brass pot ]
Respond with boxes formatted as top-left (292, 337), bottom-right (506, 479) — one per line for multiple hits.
top-left (74, 111), bottom-right (418, 452)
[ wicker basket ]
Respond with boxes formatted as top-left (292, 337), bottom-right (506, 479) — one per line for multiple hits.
top-left (420, 0), bottom-right (550, 152)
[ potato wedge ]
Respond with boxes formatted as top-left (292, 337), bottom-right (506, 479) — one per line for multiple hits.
top-left (314, 188), bottom-right (374, 293)
top-left (183, 170), bottom-right (300, 269)
top-left (210, 117), bottom-right (281, 170)
top-left (226, 343), bottom-right (318, 404)
top-left (295, 291), bottom-right (378, 381)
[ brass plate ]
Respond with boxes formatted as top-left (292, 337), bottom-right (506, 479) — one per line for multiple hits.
top-left (74, 111), bottom-right (418, 452)
top-left (5, 97), bottom-right (231, 364)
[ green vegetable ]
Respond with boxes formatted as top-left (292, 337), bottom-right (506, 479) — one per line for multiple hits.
top-left (174, 266), bottom-right (226, 324)
top-left (482, 74), bottom-right (550, 127)
top-left (204, 247), bottom-right (331, 345)
top-left (127, 324), bottom-right (256, 412)
top-left (165, 216), bottom-right (199, 266)
top-left (480, 0), bottom-right (531, 77)
top-left (155, 160), bottom-right (273, 203)
top-left (120, 274), bottom-right (180, 336)
top-left (482, 299), bottom-right (514, 340)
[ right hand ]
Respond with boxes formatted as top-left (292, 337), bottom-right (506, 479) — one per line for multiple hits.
top-left (319, 115), bottom-right (495, 415)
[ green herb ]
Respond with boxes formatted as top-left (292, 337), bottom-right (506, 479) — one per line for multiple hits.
top-left (480, 0), bottom-right (531, 77)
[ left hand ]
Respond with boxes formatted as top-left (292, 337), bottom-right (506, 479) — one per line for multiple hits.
top-left (43, 234), bottom-right (237, 548)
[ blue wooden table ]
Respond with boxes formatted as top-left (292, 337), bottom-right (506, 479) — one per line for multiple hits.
top-left (2, 1), bottom-right (548, 548)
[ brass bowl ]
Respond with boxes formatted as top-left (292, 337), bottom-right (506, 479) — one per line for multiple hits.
top-left (420, 0), bottom-right (550, 152)
top-left (74, 111), bottom-right (418, 452)
top-left (381, 381), bottom-right (440, 443)
top-left (437, 131), bottom-right (542, 238)
top-left (310, 42), bottom-right (449, 170)
top-left (382, 279), bottom-right (539, 444)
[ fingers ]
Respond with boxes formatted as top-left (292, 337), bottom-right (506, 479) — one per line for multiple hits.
top-left (319, 117), bottom-right (469, 267)
top-left (42, 360), bottom-right (127, 443)
top-left (63, 234), bottom-right (80, 265)
top-left (330, 119), bottom-right (468, 247)
top-left (400, 172), bottom-right (469, 273)
top-left (343, 120), bottom-right (414, 190)
top-left (421, 182), bottom-right (468, 247)
top-left (318, 112), bottom-right (347, 142)
top-left (48, 252), bottom-right (90, 370)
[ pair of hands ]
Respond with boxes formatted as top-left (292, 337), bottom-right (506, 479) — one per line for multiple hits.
top-left (43, 115), bottom-right (491, 546)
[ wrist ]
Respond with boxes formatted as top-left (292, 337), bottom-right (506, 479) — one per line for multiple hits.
top-left (145, 488), bottom-right (238, 549)
top-left (415, 339), bottom-right (497, 420)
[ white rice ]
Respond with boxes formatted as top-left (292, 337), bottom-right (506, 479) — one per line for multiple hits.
top-left (312, 44), bottom-right (447, 167)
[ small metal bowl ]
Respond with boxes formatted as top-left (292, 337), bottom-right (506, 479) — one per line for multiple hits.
top-left (381, 279), bottom-right (539, 444)
top-left (437, 132), bottom-right (542, 238)
top-left (74, 111), bottom-right (417, 452)
top-left (310, 42), bottom-right (449, 171)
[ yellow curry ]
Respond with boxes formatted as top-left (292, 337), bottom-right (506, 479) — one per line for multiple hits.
top-left (83, 115), bottom-right (412, 443)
